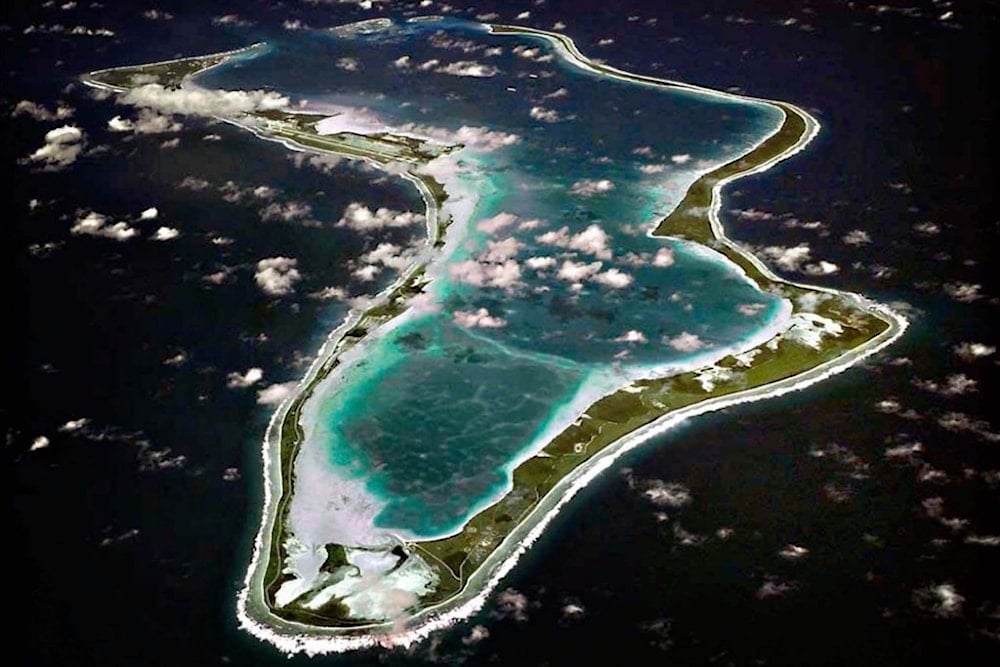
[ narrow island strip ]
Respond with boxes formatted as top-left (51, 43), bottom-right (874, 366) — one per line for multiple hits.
top-left (81, 20), bottom-right (907, 655)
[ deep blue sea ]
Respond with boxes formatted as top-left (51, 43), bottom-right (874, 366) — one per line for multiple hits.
top-left (6, 1), bottom-right (997, 665)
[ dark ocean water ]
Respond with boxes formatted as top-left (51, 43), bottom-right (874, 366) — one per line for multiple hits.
top-left (5, 1), bottom-right (997, 665)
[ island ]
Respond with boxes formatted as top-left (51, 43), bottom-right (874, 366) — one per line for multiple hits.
top-left (82, 17), bottom-right (907, 655)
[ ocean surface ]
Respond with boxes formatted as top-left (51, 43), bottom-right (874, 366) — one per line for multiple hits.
top-left (6, 1), bottom-right (997, 665)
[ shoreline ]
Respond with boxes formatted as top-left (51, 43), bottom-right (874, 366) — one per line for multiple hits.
top-left (237, 24), bottom-right (906, 655)
top-left (80, 19), bottom-right (908, 655)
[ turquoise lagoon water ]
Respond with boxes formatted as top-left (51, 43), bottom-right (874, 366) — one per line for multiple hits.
top-left (198, 18), bottom-right (789, 538)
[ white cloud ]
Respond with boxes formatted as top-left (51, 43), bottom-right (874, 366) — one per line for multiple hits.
top-left (615, 330), bottom-right (648, 343)
top-left (639, 164), bottom-right (667, 174)
top-left (476, 212), bottom-right (518, 234)
top-left (461, 625), bottom-right (490, 646)
top-left (256, 381), bottom-right (298, 405)
top-left (512, 45), bottom-right (553, 63)
top-left (665, 331), bottom-right (706, 352)
top-left (670, 154), bottom-right (692, 164)
top-left (913, 583), bottom-right (964, 618)
top-left (494, 588), bottom-right (531, 622)
top-left (480, 237), bottom-right (523, 263)
top-left (24, 125), bottom-right (85, 170)
top-left (178, 176), bottom-right (211, 190)
top-left (529, 106), bottom-right (561, 122)
top-left (139, 207), bottom-right (158, 220)
top-left (59, 418), bottom-right (90, 432)
top-left (543, 87), bottom-right (568, 99)
top-left (525, 256), bottom-right (557, 270)
top-left (336, 57), bottom-right (361, 71)
top-left (953, 342), bottom-right (995, 361)
top-left (120, 84), bottom-right (289, 119)
top-left (392, 55), bottom-right (411, 69)
top-left (594, 268), bottom-right (634, 288)
top-left (449, 259), bottom-right (522, 290)
top-left (842, 229), bottom-right (872, 245)
top-left (400, 123), bottom-right (520, 152)
top-left (142, 9), bottom-right (173, 20)
top-left (759, 244), bottom-right (841, 275)
top-left (212, 14), bottom-right (254, 27)
top-left (13, 100), bottom-right (74, 121)
top-left (226, 367), bottom-right (263, 388)
top-left (30, 436), bottom-right (51, 451)
top-left (942, 282), bottom-right (983, 303)
top-left (569, 178), bottom-right (615, 196)
top-left (336, 202), bottom-right (424, 231)
top-left (151, 226), bottom-right (179, 241)
top-left (259, 201), bottom-right (314, 224)
top-left (653, 247), bottom-right (675, 267)
top-left (536, 224), bottom-right (612, 259)
top-left (436, 61), bottom-right (499, 77)
top-left (556, 259), bottom-right (603, 283)
top-left (254, 257), bottom-right (301, 296)
top-left (70, 211), bottom-right (137, 241)
top-left (453, 307), bottom-right (507, 328)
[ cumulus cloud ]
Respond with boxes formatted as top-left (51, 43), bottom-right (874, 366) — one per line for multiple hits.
top-left (569, 178), bottom-right (615, 196)
top-left (254, 257), bottom-right (301, 296)
top-left (524, 256), bottom-right (557, 270)
top-left (119, 84), bottom-right (289, 119)
top-left (493, 588), bottom-right (531, 622)
top-left (336, 202), bottom-right (424, 231)
top-left (913, 583), bottom-right (964, 618)
top-left (670, 154), bottom-right (692, 164)
top-left (70, 211), bottom-right (137, 241)
top-left (336, 57), bottom-right (361, 71)
top-left (24, 125), bottom-right (85, 170)
top-left (436, 60), bottom-right (499, 77)
top-left (536, 224), bottom-right (612, 259)
top-left (529, 106), bottom-right (562, 122)
top-left (453, 308), bottom-right (507, 328)
top-left (942, 282), bottom-right (983, 303)
top-left (556, 259), bottom-right (603, 283)
top-left (953, 342), bottom-right (995, 361)
top-left (139, 207), bottom-right (158, 220)
top-left (259, 201), bottom-right (315, 224)
top-left (842, 229), bottom-right (872, 245)
top-left (400, 123), bottom-right (520, 152)
top-left (13, 100), bottom-right (74, 121)
top-left (639, 163), bottom-right (667, 174)
top-left (757, 243), bottom-right (838, 275)
top-left (594, 268), bottom-right (634, 288)
top-left (665, 331), bottom-right (706, 352)
top-left (913, 373), bottom-right (978, 396)
top-left (226, 367), bottom-right (263, 389)
top-left (256, 381), bottom-right (298, 405)
top-left (449, 259), bottom-right (522, 290)
top-left (151, 226), bottom-right (179, 241)
top-left (475, 212), bottom-right (518, 234)
top-left (512, 44), bottom-right (553, 63)
top-left (615, 330), bottom-right (648, 343)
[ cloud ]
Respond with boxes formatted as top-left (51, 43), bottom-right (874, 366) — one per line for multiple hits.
top-left (543, 87), bottom-right (568, 99)
top-left (778, 544), bottom-right (809, 560)
top-left (449, 259), bottom-right (522, 290)
top-left (336, 202), bottom-right (424, 231)
top-left (70, 211), bottom-right (137, 241)
top-left (30, 436), bottom-right (50, 452)
top-left (529, 106), bottom-right (562, 122)
top-left (13, 100), bottom-right (74, 121)
top-left (256, 381), bottom-right (298, 405)
top-left (569, 178), bottom-right (615, 196)
top-left (913, 373), bottom-right (978, 396)
top-left (738, 303), bottom-right (767, 316)
top-left (178, 176), bottom-right (211, 190)
top-left (392, 55), bottom-right (411, 69)
top-left (475, 212), bottom-right (518, 234)
top-left (226, 367), bottom-right (263, 388)
top-left (639, 163), bottom-right (667, 174)
top-left (336, 57), bottom-right (361, 71)
top-left (942, 282), bottom-right (983, 303)
top-left (556, 259), bottom-right (603, 283)
top-left (730, 208), bottom-right (774, 222)
top-left (59, 418), bottom-right (91, 432)
top-left (842, 229), bottom-right (872, 245)
top-left (212, 14), bottom-right (254, 27)
top-left (119, 84), bottom-right (289, 119)
top-left (400, 123), bottom-right (520, 152)
top-left (142, 9), bottom-right (173, 20)
top-left (653, 247), bottom-right (675, 266)
top-left (641, 480), bottom-right (692, 508)
top-left (254, 257), bottom-right (302, 296)
top-left (536, 224), bottom-right (612, 259)
top-left (436, 61), bottom-right (499, 77)
top-left (259, 201), bottom-right (314, 224)
top-left (453, 308), bottom-right (507, 328)
top-left (461, 625), bottom-right (490, 646)
top-left (665, 331), bottom-right (706, 352)
top-left (151, 226), bottom-right (179, 241)
top-left (359, 242), bottom-right (416, 271)
top-left (670, 154), bottom-right (692, 164)
top-left (594, 268), bottom-right (634, 288)
top-left (615, 330), bottom-right (648, 343)
top-left (24, 125), bottom-right (85, 170)
top-left (513, 45), bottom-right (553, 63)
top-left (493, 588), bottom-right (531, 622)
top-left (953, 342), bottom-right (995, 361)
top-left (524, 256), bottom-right (557, 270)
top-left (139, 207), bottom-right (158, 220)
top-left (913, 583), bottom-right (964, 618)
